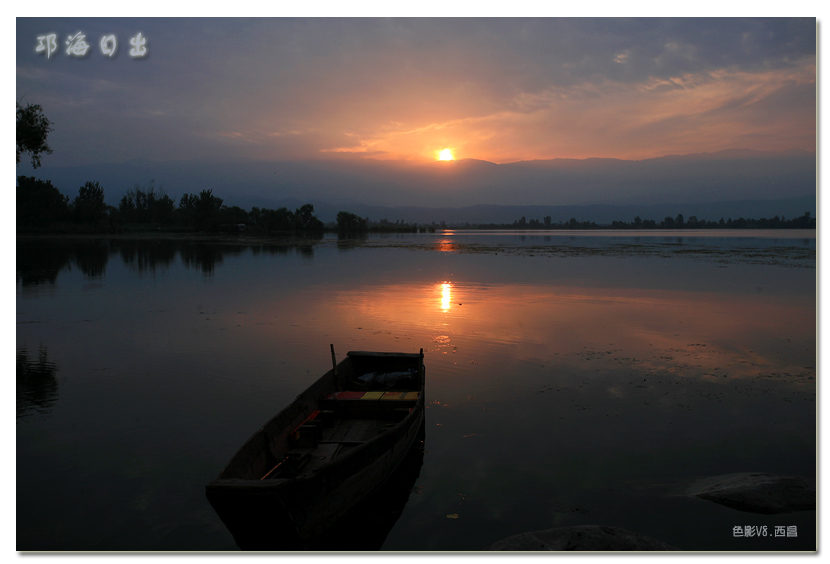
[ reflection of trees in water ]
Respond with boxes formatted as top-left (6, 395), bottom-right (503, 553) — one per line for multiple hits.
top-left (118, 239), bottom-right (177, 275)
top-left (17, 239), bottom-right (110, 286)
top-left (72, 240), bottom-right (110, 279)
top-left (16, 237), bottom-right (327, 286)
top-left (336, 233), bottom-right (369, 251)
top-left (16, 239), bottom-right (73, 287)
top-left (17, 346), bottom-right (59, 418)
top-left (173, 239), bottom-right (321, 274)
top-left (250, 244), bottom-right (290, 257)
top-left (180, 243), bottom-right (230, 276)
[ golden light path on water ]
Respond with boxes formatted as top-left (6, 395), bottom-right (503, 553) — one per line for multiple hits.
top-left (441, 282), bottom-right (452, 312)
top-left (243, 278), bottom-right (815, 395)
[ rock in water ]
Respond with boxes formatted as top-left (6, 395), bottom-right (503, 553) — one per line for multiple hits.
top-left (693, 472), bottom-right (815, 514)
top-left (487, 525), bottom-right (676, 551)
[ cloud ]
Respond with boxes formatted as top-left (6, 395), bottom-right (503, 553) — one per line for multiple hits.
top-left (16, 18), bottom-right (816, 166)
top-left (322, 56), bottom-right (815, 162)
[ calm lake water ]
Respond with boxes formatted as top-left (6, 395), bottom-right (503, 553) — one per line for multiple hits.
top-left (16, 230), bottom-right (816, 552)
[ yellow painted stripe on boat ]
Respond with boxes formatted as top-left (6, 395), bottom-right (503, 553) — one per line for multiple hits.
top-left (361, 391), bottom-right (385, 400)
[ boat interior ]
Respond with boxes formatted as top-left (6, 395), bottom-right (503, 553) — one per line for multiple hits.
top-left (260, 357), bottom-right (422, 481)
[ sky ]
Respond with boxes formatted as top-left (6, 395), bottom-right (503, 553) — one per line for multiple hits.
top-left (15, 17), bottom-right (817, 169)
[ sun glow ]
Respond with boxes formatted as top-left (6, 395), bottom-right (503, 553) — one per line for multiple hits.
top-left (438, 148), bottom-right (454, 161)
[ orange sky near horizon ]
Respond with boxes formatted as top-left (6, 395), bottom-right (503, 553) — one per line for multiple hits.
top-left (316, 60), bottom-right (816, 164)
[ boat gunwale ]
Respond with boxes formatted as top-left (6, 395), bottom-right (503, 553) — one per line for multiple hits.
top-left (208, 350), bottom-right (425, 486)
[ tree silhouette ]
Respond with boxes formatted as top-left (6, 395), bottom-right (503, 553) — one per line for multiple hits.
top-left (72, 181), bottom-right (107, 225)
top-left (178, 189), bottom-right (224, 231)
top-left (17, 176), bottom-right (69, 227)
top-left (294, 204), bottom-right (324, 232)
top-left (337, 211), bottom-right (368, 234)
top-left (119, 181), bottom-right (175, 224)
top-left (16, 103), bottom-right (53, 168)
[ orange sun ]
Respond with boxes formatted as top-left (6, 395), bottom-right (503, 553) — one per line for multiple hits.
top-left (438, 148), bottom-right (454, 161)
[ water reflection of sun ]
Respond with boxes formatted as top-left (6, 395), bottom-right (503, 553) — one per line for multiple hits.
top-left (436, 239), bottom-right (455, 252)
top-left (441, 282), bottom-right (452, 311)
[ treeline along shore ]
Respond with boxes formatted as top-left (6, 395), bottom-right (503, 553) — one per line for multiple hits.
top-left (475, 212), bottom-right (816, 230)
top-left (17, 176), bottom-right (816, 236)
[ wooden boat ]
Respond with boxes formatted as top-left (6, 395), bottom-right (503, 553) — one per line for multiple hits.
top-left (206, 348), bottom-right (425, 550)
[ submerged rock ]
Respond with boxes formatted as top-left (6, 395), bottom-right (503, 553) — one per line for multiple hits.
top-left (487, 525), bottom-right (676, 551)
top-left (693, 472), bottom-right (815, 514)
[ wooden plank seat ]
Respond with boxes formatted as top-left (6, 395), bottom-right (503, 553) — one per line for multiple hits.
top-left (318, 391), bottom-right (419, 419)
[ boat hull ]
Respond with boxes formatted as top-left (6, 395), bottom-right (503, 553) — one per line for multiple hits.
top-left (206, 350), bottom-right (425, 550)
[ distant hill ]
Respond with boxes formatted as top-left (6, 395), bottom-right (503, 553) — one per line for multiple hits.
top-left (280, 196), bottom-right (817, 226)
top-left (18, 149), bottom-right (816, 223)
